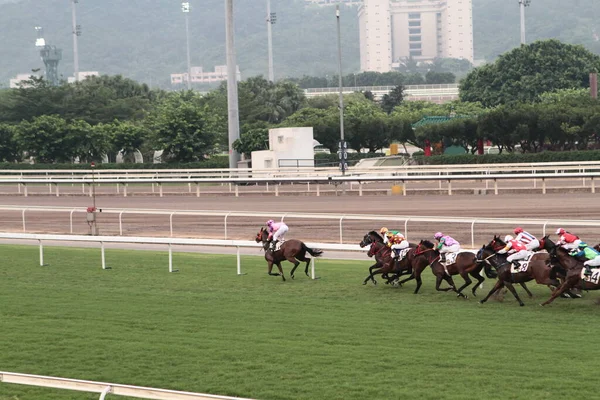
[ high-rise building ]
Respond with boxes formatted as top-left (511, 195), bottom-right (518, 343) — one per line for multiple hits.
top-left (359, 0), bottom-right (473, 72)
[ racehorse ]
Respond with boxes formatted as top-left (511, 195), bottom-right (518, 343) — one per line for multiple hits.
top-left (359, 231), bottom-right (414, 285)
top-left (399, 240), bottom-right (465, 298)
top-left (541, 237), bottom-right (600, 306)
top-left (477, 235), bottom-right (564, 306)
top-left (411, 239), bottom-right (485, 297)
top-left (255, 227), bottom-right (323, 281)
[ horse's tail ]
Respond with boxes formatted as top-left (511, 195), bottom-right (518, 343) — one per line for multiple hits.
top-left (483, 263), bottom-right (497, 279)
top-left (303, 243), bottom-right (323, 257)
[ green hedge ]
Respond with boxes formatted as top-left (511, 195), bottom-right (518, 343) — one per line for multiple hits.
top-left (412, 150), bottom-right (600, 165)
top-left (0, 155), bottom-right (230, 170)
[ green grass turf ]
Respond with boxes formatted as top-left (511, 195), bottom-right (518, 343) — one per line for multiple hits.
top-left (0, 245), bottom-right (598, 400)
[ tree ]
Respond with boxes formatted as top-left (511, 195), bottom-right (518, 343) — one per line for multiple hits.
top-left (232, 122), bottom-right (270, 158)
top-left (380, 85), bottom-right (405, 114)
top-left (147, 93), bottom-right (223, 163)
top-left (344, 100), bottom-right (390, 152)
top-left (0, 123), bottom-right (21, 162)
top-left (14, 115), bottom-right (73, 163)
top-left (425, 71), bottom-right (455, 84)
top-left (460, 39), bottom-right (600, 106)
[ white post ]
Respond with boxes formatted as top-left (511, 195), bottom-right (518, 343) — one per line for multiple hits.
top-left (22, 209), bottom-right (26, 232)
top-left (23, 184), bottom-right (28, 197)
top-left (311, 257), bottom-right (315, 280)
top-left (119, 211), bottom-right (124, 235)
top-left (235, 185), bottom-right (239, 197)
top-left (403, 181), bottom-right (407, 196)
top-left (471, 220), bottom-right (477, 248)
top-left (447, 180), bottom-right (452, 196)
top-left (196, 182), bottom-right (200, 197)
top-left (316, 184), bottom-right (320, 197)
top-left (494, 179), bottom-right (498, 195)
top-left (89, 183), bottom-right (93, 197)
top-left (237, 246), bottom-right (241, 275)
top-left (70, 209), bottom-right (75, 233)
top-left (169, 212), bottom-right (175, 237)
top-left (169, 243), bottom-right (173, 273)
top-left (542, 178), bottom-right (546, 194)
top-left (55, 183), bottom-right (59, 197)
top-left (339, 216), bottom-right (345, 243)
top-left (592, 177), bottom-right (595, 194)
top-left (123, 183), bottom-right (127, 197)
top-left (159, 183), bottom-right (163, 197)
top-left (39, 240), bottom-right (44, 266)
top-left (275, 185), bottom-right (279, 197)
top-left (359, 182), bottom-right (363, 196)
top-left (101, 242), bottom-right (106, 270)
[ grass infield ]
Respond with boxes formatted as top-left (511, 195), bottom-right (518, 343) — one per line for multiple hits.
top-left (0, 245), bottom-right (598, 400)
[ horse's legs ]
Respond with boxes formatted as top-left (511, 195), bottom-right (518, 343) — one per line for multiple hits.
top-left (455, 271), bottom-right (473, 295)
top-left (541, 278), bottom-right (577, 306)
top-left (295, 253), bottom-right (312, 277)
top-left (286, 256), bottom-right (300, 279)
top-left (363, 267), bottom-right (384, 285)
top-left (267, 261), bottom-right (279, 276)
top-left (272, 262), bottom-right (285, 281)
top-left (470, 268), bottom-right (486, 297)
top-left (480, 280), bottom-right (505, 304)
top-left (443, 275), bottom-right (467, 298)
top-left (505, 282), bottom-right (525, 306)
top-left (519, 282), bottom-right (533, 298)
top-left (435, 274), bottom-right (453, 292)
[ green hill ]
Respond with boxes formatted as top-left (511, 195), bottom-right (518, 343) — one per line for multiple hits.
top-left (0, 0), bottom-right (598, 89)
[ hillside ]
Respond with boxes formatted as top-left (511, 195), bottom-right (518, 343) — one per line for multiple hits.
top-left (0, 0), bottom-right (598, 89)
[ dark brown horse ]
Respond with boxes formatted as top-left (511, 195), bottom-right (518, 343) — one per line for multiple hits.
top-left (477, 236), bottom-right (563, 306)
top-left (255, 227), bottom-right (323, 281)
top-left (411, 240), bottom-right (486, 297)
top-left (359, 231), bottom-right (413, 285)
top-left (541, 238), bottom-right (600, 306)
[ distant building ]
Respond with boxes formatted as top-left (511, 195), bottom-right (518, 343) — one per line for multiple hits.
top-left (171, 65), bottom-right (241, 86)
top-left (68, 71), bottom-right (100, 83)
top-left (9, 74), bottom-right (36, 88)
top-left (306, 0), bottom-right (362, 5)
top-left (359, 0), bottom-right (473, 72)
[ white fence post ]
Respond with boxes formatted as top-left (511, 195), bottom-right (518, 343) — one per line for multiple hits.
top-left (236, 247), bottom-right (241, 275)
top-left (22, 209), bottom-right (26, 232)
top-left (339, 216), bottom-right (345, 244)
top-left (101, 242), bottom-right (106, 270)
top-left (311, 257), bottom-right (316, 280)
top-left (471, 220), bottom-right (477, 248)
top-left (38, 240), bottom-right (44, 266)
top-left (69, 209), bottom-right (76, 234)
top-left (404, 218), bottom-right (411, 240)
top-left (169, 212), bottom-right (175, 237)
top-left (119, 211), bottom-right (124, 236)
top-left (224, 213), bottom-right (231, 239)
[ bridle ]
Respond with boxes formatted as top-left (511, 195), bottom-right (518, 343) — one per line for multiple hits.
top-left (414, 243), bottom-right (440, 262)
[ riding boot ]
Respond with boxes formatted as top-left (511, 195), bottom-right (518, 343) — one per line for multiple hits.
top-left (584, 266), bottom-right (593, 276)
top-left (440, 253), bottom-right (446, 263)
top-left (271, 240), bottom-right (278, 251)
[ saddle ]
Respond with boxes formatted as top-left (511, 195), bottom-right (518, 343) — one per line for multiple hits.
top-left (510, 252), bottom-right (534, 273)
top-left (442, 252), bottom-right (458, 266)
top-left (581, 268), bottom-right (600, 284)
top-left (393, 248), bottom-right (410, 260)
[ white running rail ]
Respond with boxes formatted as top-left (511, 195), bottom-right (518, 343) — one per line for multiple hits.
top-left (0, 371), bottom-right (255, 400)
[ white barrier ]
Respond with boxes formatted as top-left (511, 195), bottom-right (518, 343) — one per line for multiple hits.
top-left (3, 171), bottom-right (600, 197)
top-left (0, 232), bottom-right (366, 279)
top-left (0, 371), bottom-right (254, 400)
top-left (3, 206), bottom-right (600, 248)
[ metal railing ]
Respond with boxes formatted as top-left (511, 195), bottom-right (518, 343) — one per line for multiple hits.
top-left (0, 371), bottom-right (254, 400)
top-left (3, 206), bottom-right (600, 248)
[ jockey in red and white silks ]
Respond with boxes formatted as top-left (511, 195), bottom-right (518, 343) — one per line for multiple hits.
top-left (499, 235), bottom-right (529, 265)
top-left (555, 228), bottom-right (581, 251)
top-left (513, 227), bottom-right (540, 251)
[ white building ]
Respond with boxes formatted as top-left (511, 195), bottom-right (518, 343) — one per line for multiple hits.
top-left (359, 0), bottom-right (473, 72)
top-left (171, 65), bottom-right (241, 85)
top-left (68, 71), bottom-right (100, 83)
top-left (9, 74), bottom-right (36, 88)
top-left (251, 127), bottom-right (315, 171)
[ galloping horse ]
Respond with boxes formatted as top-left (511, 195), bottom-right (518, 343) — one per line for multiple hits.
top-left (399, 240), bottom-right (466, 298)
top-left (255, 227), bottom-right (323, 281)
top-left (477, 236), bottom-right (563, 306)
top-left (410, 240), bottom-right (485, 297)
top-left (541, 238), bottom-right (600, 306)
top-left (359, 231), bottom-right (414, 285)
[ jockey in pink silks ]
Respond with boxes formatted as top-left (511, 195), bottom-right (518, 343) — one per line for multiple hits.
top-left (266, 219), bottom-right (289, 251)
top-left (434, 232), bottom-right (460, 263)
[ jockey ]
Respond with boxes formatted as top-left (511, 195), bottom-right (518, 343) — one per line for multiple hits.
top-left (433, 232), bottom-right (460, 263)
top-left (266, 219), bottom-right (289, 251)
top-left (555, 228), bottom-right (582, 251)
top-left (569, 243), bottom-right (600, 276)
top-left (498, 235), bottom-right (529, 268)
top-left (513, 227), bottom-right (540, 251)
top-left (380, 227), bottom-right (408, 259)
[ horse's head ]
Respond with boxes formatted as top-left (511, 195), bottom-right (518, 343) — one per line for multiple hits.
top-left (366, 240), bottom-right (384, 257)
top-left (414, 239), bottom-right (436, 257)
top-left (363, 231), bottom-right (384, 247)
top-left (487, 235), bottom-right (506, 253)
top-left (255, 227), bottom-right (267, 243)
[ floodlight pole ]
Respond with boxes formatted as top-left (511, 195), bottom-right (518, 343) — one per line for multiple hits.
top-left (183, 2), bottom-right (192, 90)
top-left (266, 0), bottom-right (275, 82)
top-left (225, 0), bottom-right (240, 168)
top-left (71, 0), bottom-right (80, 81)
top-left (519, 0), bottom-right (531, 45)
top-left (336, 6), bottom-right (345, 173)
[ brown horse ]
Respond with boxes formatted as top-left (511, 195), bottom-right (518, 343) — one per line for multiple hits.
top-left (411, 240), bottom-right (486, 297)
top-left (401, 240), bottom-right (469, 298)
top-left (541, 239), bottom-right (600, 306)
top-left (359, 231), bottom-right (413, 285)
top-left (255, 227), bottom-right (323, 281)
top-left (477, 236), bottom-right (563, 306)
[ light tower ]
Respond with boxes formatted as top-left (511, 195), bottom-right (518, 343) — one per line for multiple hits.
top-left (71, 0), bottom-right (81, 82)
top-left (266, 0), bottom-right (276, 82)
top-left (182, 1), bottom-right (192, 90)
top-left (519, 0), bottom-right (531, 45)
top-left (35, 27), bottom-right (62, 86)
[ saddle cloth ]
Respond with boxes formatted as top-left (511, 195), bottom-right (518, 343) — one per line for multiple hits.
top-left (581, 268), bottom-right (600, 284)
top-left (275, 241), bottom-right (284, 251)
top-left (443, 252), bottom-right (458, 266)
top-left (509, 252), bottom-right (538, 273)
top-left (395, 248), bottom-right (410, 260)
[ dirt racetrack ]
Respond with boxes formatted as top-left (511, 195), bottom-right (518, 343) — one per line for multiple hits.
top-left (1, 192), bottom-right (600, 248)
